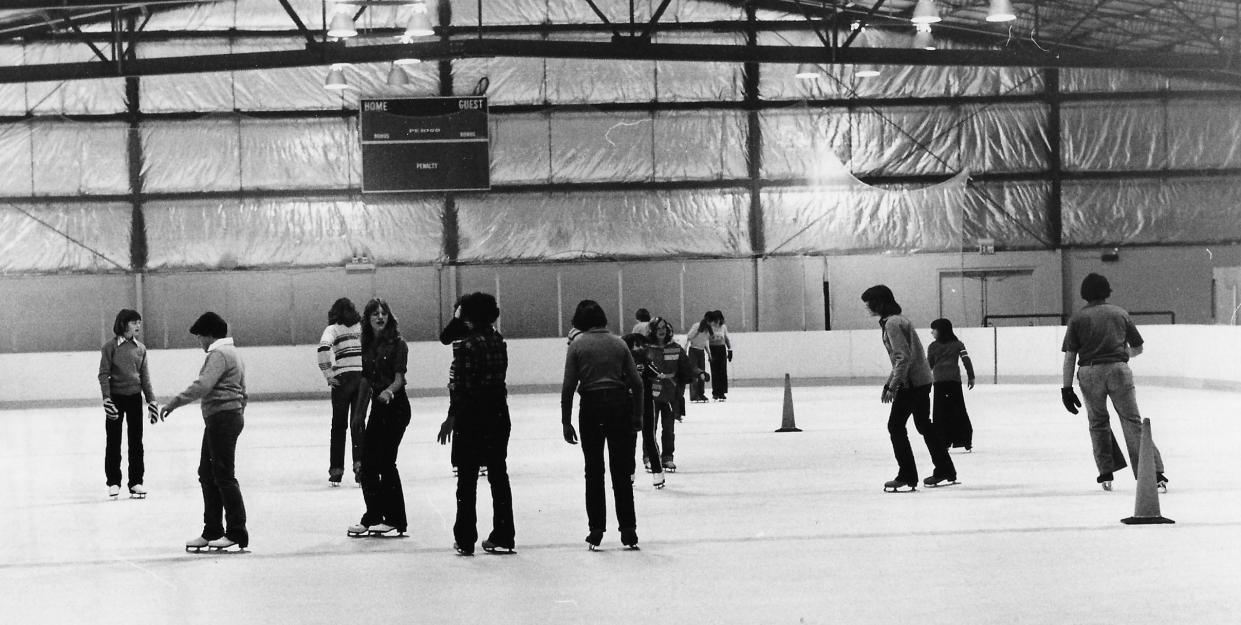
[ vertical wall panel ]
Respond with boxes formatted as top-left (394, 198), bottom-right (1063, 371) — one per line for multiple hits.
top-left (31, 121), bottom-right (129, 195)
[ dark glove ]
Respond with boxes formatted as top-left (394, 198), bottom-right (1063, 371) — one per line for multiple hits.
top-left (1061, 387), bottom-right (1081, 414)
top-left (727, 349), bottom-right (733, 362)
top-left (103, 398), bottom-right (118, 420)
top-left (562, 423), bottom-right (578, 445)
top-left (699, 371), bottom-right (710, 383)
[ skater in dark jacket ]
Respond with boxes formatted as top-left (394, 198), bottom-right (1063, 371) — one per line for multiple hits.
top-left (158, 312), bottom-right (249, 552)
top-left (861, 286), bottom-right (956, 492)
top-left (927, 318), bottom-right (975, 451)
top-left (348, 298), bottom-right (411, 537)
top-left (98, 309), bottom-right (159, 499)
top-left (437, 292), bottom-right (515, 555)
top-left (643, 317), bottom-right (708, 475)
top-left (561, 300), bottom-right (644, 550)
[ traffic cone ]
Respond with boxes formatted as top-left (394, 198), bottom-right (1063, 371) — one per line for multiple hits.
top-left (775, 373), bottom-right (801, 432)
top-left (1121, 418), bottom-right (1173, 525)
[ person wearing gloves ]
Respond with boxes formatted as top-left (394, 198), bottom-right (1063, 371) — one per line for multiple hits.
top-left (1061, 273), bottom-right (1168, 493)
top-left (861, 285), bottom-right (956, 492)
top-left (561, 300), bottom-right (645, 551)
top-left (98, 309), bottom-right (159, 499)
top-left (643, 317), bottom-right (709, 475)
top-left (157, 312), bottom-right (249, 552)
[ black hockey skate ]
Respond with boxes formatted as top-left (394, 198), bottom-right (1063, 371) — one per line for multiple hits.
top-left (883, 478), bottom-right (917, 493)
top-left (454, 542), bottom-right (474, 556)
top-left (923, 474), bottom-right (959, 488)
top-left (620, 529), bottom-right (640, 551)
top-left (481, 539), bottom-right (516, 555)
top-left (585, 530), bottom-right (603, 551)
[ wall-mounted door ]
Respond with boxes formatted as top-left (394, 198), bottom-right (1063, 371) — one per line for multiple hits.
top-left (940, 269), bottom-right (1036, 327)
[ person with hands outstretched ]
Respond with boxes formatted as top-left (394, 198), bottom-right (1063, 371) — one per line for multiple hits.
top-left (159, 312), bottom-right (249, 552)
top-left (561, 300), bottom-right (645, 550)
top-left (98, 309), bottom-right (160, 499)
top-left (435, 292), bottom-right (514, 555)
top-left (1061, 273), bottom-right (1168, 493)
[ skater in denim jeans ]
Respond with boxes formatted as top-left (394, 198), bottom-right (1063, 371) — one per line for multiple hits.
top-left (316, 297), bottom-right (364, 486)
top-left (159, 312), bottom-right (249, 552)
top-left (561, 300), bottom-right (644, 551)
top-left (1061, 273), bottom-right (1168, 493)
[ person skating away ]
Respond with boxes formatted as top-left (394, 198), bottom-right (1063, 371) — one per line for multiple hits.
top-left (684, 314), bottom-right (712, 403)
top-left (861, 286), bottom-right (957, 492)
top-left (927, 318), bottom-right (976, 452)
top-left (644, 317), bottom-right (709, 474)
top-left (347, 298), bottom-right (411, 538)
top-left (705, 310), bottom-right (733, 401)
top-left (562, 300), bottom-right (645, 551)
top-left (98, 309), bottom-right (160, 500)
top-left (1061, 273), bottom-right (1168, 493)
top-left (436, 292), bottom-right (515, 556)
top-left (317, 298), bottom-right (364, 487)
top-left (158, 312), bottom-right (249, 553)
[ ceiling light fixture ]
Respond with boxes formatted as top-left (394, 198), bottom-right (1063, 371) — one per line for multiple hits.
top-left (403, 0), bottom-right (435, 39)
top-left (855, 66), bottom-right (881, 78)
top-left (386, 63), bottom-right (410, 86)
top-left (986, 0), bottom-right (1017, 23)
top-left (795, 63), bottom-right (822, 80)
top-left (324, 63), bottom-right (350, 90)
top-left (913, 23), bottom-right (936, 50)
top-left (911, 0), bottom-right (942, 25)
top-left (327, 11), bottom-right (357, 38)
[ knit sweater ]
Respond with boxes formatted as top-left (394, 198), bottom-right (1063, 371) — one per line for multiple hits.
top-left (927, 339), bottom-right (971, 383)
top-left (561, 328), bottom-right (643, 424)
top-left (317, 323), bottom-right (363, 381)
top-left (98, 337), bottom-right (156, 400)
top-left (880, 315), bottom-right (933, 391)
top-left (168, 338), bottom-right (248, 417)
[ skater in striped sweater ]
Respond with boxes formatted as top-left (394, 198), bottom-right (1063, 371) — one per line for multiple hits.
top-left (317, 298), bottom-right (363, 486)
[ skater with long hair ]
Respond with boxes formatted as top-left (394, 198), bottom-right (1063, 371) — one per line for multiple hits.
top-left (561, 299), bottom-right (644, 550)
top-left (684, 313), bottom-right (712, 403)
top-left (644, 317), bottom-right (708, 475)
top-left (158, 312), bottom-right (249, 552)
top-left (98, 308), bottom-right (159, 499)
top-left (861, 285), bottom-right (957, 492)
top-left (347, 298), bottom-right (411, 538)
top-left (927, 318), bottom-right (975, 452)
top-left (317, 297), bottom-right (363, 486)
top-left (705, 310), bottom-right (732, 401)
top-left (436, 292), bottom-right (514, 555)
top-left (1061, 273), bottom-right (1168, 493)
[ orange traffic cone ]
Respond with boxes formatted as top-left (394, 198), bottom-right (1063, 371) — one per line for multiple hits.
top-left (1121, 418), bottom-right (1173, 525)
top-left (775, 373), bottom-right (801, 432)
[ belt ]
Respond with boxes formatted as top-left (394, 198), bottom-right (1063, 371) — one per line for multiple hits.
top-left (1078, 359), bottom-right (1123, 367)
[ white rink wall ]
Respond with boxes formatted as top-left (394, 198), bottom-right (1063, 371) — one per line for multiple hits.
top-left (2, 325), bottom-right (1239, 405)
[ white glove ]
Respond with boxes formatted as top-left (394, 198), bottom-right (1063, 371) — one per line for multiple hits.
top-left (103, 398), bottom-right (119, 420)
top-left (147, 401), bottom-right (164, 424)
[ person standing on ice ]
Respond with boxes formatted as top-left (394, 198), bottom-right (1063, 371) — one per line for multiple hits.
top-left (927, 318), bottom-right (976, 452)
top-left (158, 312), bottom-right (249, 552)
top-left (98, 308), bottom-right (159, 500)
top-left (316, 297), bottom-right (364, 487)
top-left (861, 285), bottom-right (957, 492)
top-left (561, 299), bottom-right (645, 550)
top-left (1061, 273), bottom-right (1168, 493)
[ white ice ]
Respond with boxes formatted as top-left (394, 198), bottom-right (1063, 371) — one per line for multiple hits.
top-left (1, 384), bottom-right (1239, 625)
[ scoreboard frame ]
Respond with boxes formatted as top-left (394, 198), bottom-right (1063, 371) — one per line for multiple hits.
top-left (359, 96), bottom-right (490, 194)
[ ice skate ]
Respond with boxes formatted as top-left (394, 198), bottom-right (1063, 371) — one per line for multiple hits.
top-left (585, 530), bottom-right (603, 551)
top-left (922, 474), bottom-right (958, 488)
top-left (620, 529), bottom-right (639, 550)
top-left (652, 472), bottom-right (666, 489)
top-left (454, 542), bottom-right (474, 556)
top-left (481, 539), bottom-right (516, 555)
top-left (347, 523), bottom-right (370, 537)
top-left (479, 466), bottom-right (488, 477)
top-left (329, 467), bottom-right (344, 487)
top-left (1157, 472), bottom-right (1169, 494)
top-left (1097, 472), bottom-right (1114, 492)
top-left (883, 478), bottom-right (917, 493)
top-left (128, 484), bottom-right (147, 499)
top-left (185, 536), bottom-right (210, 553)
top-left (643, 458), bottom-right (652, 473)
top-left (662, 458), bottom-right (676, 473)
top-left (206, 537), bottom-right (247, 553)
top-left (108, 485), bottom-right (121, 499)
top-left (367, 523), bottom-right (404, 537)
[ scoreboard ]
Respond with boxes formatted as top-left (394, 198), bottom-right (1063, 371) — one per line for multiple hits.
top-left (360, 96), bottom-right (490, 193)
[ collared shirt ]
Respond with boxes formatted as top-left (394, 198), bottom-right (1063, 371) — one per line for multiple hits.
top-left (362, 337), bottom-right (408, 395)
top-left (452, 328), bottom-right (507, 393)
top-left (98, 335), bottom-right (155, 400)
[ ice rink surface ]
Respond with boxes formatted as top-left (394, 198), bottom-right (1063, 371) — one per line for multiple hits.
top-left (2, 383), bottom-right (1239, 625)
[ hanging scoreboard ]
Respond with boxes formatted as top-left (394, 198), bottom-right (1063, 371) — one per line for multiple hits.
top-left (360, 96), bottom-right (490, 193)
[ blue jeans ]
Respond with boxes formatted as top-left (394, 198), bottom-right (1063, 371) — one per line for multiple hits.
top-left (1077, 362), bottom-right (1164, 476)
top-left (328, 371), bottom-right (363, 477)
top-left (199, 409), bottom-right (247, 546)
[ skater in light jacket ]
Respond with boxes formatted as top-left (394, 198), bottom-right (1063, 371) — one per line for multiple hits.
top-left (316, 297), bottom-right (364, 486)
top-left (705, 310), bottom-right (732, 401)
top-left (861, 286), bottom-right (956, 492)
top-left (684, 314), bottom-right (712, 403)
top-left (1061, 273), bottom-right (1168, 493)
top-left (98, 309), bottom-right (159, 499)
top-left (561, 300), bottom-right (645, 550)
top-left (159, 312), bottom-right (249, 552)
top-left (348, 298), bottom-right (411, 537)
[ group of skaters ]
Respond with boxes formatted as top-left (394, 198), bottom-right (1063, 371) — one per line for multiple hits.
top-left (94, 270), bottom-right (1166, 554)
top-left (864, 273), bottom-right (1168, 494)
